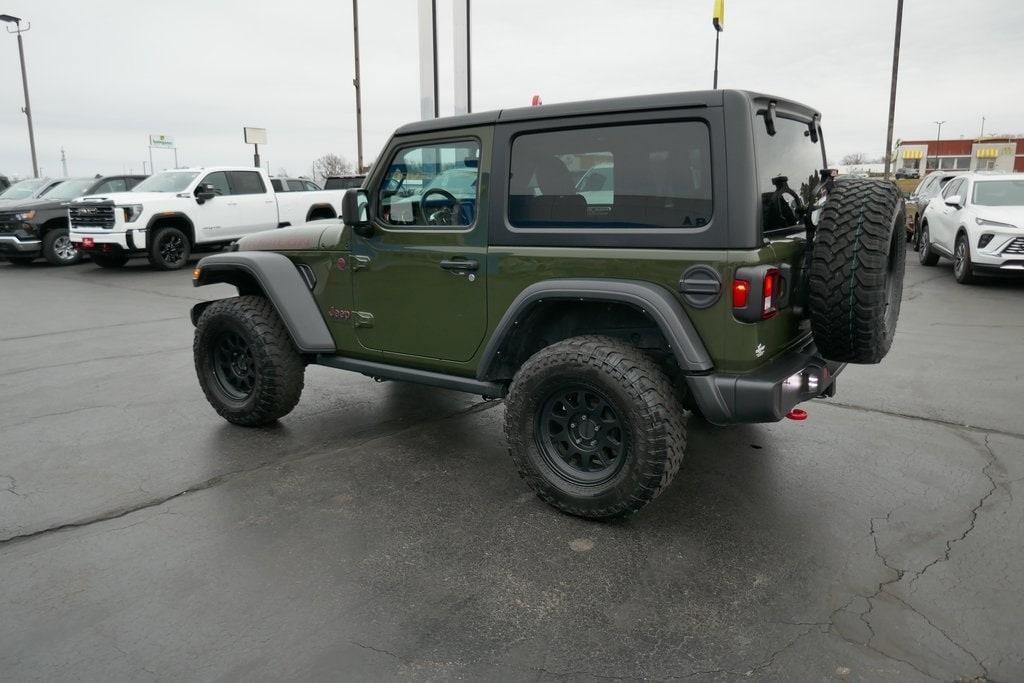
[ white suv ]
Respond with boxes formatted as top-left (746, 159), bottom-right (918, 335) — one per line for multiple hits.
top-left (919, 173), bottom-right (1024, 284)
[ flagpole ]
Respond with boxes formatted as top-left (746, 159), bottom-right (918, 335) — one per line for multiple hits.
top-left (713, 31), bottom-right (720, 89)
top-left (712, 0), bottom-right (724, 89)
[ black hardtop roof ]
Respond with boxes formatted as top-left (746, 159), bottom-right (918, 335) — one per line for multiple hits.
top-left (394, 89), bottom-right (818, 136)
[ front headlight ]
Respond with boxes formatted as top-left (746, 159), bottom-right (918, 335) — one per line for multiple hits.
top-left (119, 204), bottom-right (143, 223)
top-left (975, 217), bottom-right (1017, 229)
top-left (13, 210), bottom-right (36, 221)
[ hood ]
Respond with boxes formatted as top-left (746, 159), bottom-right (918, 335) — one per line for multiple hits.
top-left (973, 206), bottom-right (1024, 228)
top-left (75, 191), bottom-right (176, 204)
top-left (236, 221), bottom-right (346, 252)
top-left (0, 197), bottom-right (64, 212)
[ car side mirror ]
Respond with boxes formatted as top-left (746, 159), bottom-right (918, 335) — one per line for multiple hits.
top-left (944, 195), bottom-right (962, 208)
top-left (342, 188), bottom-right (373, 237)
top-left (196, 184), bottom-right (217, 204)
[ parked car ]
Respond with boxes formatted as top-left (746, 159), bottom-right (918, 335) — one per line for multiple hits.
top-left (918, 172), bottom-right (1024, 284)
top-left (0, 177), bottom-right (65, 205)
top-left (270, 176), bottom-right (321, 192)
top-left (0, 174), bottom-right (10, 192)
top-left (907, 171), bottom-right (960, 247)
top-left (0, 174), bottom-right (145, 266)
top-left (895, 166), bottom-right (920, 179)
top-left (68, 167), bottom-right (345, 270)
top-left (188, 89), bottom-right (906, 520)
top-left (323, 174), bottom-right (365, 190)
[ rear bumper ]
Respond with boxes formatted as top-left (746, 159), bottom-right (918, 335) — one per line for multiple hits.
top-left (686, 340), bottom-right (844, 425)
top-left (0, 235), bottom-right (42, 254)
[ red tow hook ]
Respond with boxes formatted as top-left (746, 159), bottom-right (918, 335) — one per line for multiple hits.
top-left (786, 408), bottom-right (808, 421)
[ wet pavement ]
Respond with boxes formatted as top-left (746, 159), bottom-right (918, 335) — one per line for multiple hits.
top-left (1, 250), bottom-right (1022, 681)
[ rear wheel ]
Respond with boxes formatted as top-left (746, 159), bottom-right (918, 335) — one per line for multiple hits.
top-left (148, 226), bottom-right (190, 270)
top-left (504, 335), bottom-right (686, 520)
top-left (918, 222), bottom-right (939, 266)
top-left (91, 253), bottom-right (130, 269)
top-left (808, 177), bottom-right (906, 364)
top-left (42, 229), bottom-right (82, 266)
top-left (194, 295), bottom-right (305, 426)
top-left (953, 233), bottom-right (976, 285)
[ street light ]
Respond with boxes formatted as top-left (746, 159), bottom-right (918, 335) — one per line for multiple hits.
top-left (1, 14), bottom-right (39, 178)
top-left (932, 120), bottom-right (946, 171)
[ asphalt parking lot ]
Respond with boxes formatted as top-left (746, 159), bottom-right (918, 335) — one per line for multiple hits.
top-left (1, 250), bottom-right (1022, 681)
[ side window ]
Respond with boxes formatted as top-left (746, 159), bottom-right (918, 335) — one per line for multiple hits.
top-left (200, 171), bottom-right (231, 196)
top-left (942, 178), bottom-right (962, 199)
top-left (125, 177), bottom-right (144, 190)
top-left (916, 177), bottom-right (934, 197)
top-left (271, 179), bottom-right (284, 191)
top-left (378, 140), bottom-right (480, 228)
top-left (303, 180), bottom-right (321, 191)
top-left (508, 121), bottom-right (712, 230)
top-left (93, 178), bottom-right (128, 194)
top-left (286, 179), bottom-right (306, 192)
top-left (228, 171), bottom-right (267, 195)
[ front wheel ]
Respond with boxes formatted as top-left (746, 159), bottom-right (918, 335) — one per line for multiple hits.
top-left (503, 336), bottom-right (686, 520)
top-left (194, 295), bottom-right (305, 426)
top-left (148, 227), bottom-right (191, 270)
top-left (42, 229), bottom-right (81, 266)
top-left (918, 223), bottom-right (939, 266)
top-left (953, 233), bottom-right (976, 285)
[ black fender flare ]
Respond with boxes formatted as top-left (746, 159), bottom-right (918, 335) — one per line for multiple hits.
top-left (191, 251), bottom-right (335, 353)
top-left (146, 212), bottom-right (196, 245)
top-left (305, 203), bottom-right (338, 222)
top-left (476, 279), bottom-right (714, 380)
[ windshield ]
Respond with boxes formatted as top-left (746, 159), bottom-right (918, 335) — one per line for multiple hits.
top-left (132, 171), bottom-right (199, 193)
top-left (972, 179), bottom-right (1024, 207)
top-left (0, 178), bottom-right (49, 200)
top-left (42, 178), bottom-right (97, 201)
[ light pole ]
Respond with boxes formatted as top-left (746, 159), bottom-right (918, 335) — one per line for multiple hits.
top-left (352, 0), bottom-right (365, 173)
top-left (882, 0), bottom-right (903, 180)
top-left (1, 14), bottom-right (39, 178)
top-left (932, 120), bottom-right (946, 171)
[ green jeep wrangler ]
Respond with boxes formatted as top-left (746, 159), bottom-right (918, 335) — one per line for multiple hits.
top-left (190, 90), bottom-right (905, 519)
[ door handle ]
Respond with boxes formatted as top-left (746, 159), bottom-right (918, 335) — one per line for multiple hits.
top-left (439, 258), bottom-right (479, 272)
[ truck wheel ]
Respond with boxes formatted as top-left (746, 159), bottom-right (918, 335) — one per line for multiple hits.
top-left (43, 229), bottom-right (82, 266)
top-left (808, 178), bottom-right (906, 364)
top-left (148, 227), bottom-right (191, 270)
top-left (91, 253), bottom-right (130, 269)
top-left (194, 295), bottom-right (305, 426)
top-left (504, 335), bottom-right (686, 520)
top-left (917, 222), bottom-right (939, 266)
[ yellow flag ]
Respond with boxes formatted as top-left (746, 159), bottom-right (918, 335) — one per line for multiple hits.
top-left (713, 0), bottom-right (725, 31)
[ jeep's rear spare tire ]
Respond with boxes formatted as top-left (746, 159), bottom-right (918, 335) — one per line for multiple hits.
top-left (194, 295), bottom-right (305, 426)
top-left (504, 335), bottom-right (686, 520)
top-left (808, 177), bottom-right (906, 364)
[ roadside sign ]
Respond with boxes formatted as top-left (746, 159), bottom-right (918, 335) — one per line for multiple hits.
top-left (149, 134), bottom-right (175, 149)
top-left (243, 127), bottom-right (268, 145)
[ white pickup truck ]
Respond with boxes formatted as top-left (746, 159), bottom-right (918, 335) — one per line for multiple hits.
top-left (68, 166), bottom-right (343, 269)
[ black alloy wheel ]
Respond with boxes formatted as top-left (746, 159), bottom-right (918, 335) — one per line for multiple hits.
top-left (210, 328), bottom-right (257, 400)
top-left (537, 384), bottom-right (626, 485)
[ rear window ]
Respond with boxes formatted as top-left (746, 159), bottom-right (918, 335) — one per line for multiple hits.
top-left (508, 121), bottom-right (713, 230)
top-left (286, 179), bottom-right (306, 192)
top-left (754, 114), bottom-right (825, 233)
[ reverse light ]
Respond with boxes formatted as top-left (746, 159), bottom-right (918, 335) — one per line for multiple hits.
top-left (119, 204), bottom-right (144, 223)
top-left (762, 268), bottom-right (781, 319)
top-left (732, 279), bottom-right (750, 308)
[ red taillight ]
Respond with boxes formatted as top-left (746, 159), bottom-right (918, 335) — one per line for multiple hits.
top-left (762, 268), bottom-right (781, 319)
top-left (732, 279), bottom-right (750, 308)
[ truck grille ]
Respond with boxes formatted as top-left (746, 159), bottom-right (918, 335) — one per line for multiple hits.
top-left (1003, 237), bottom-right (1024, 255)
top-left (70, 203), bottom-right (115, 229)
top-left (0, 210), bottom-right (18, 225)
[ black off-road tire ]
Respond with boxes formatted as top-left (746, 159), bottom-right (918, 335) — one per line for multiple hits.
top-left (918, 221), bottom-right (939, 266)
top-left (504, 335), bottom-right (687, 520)
top-left (808, 178), bottom-right (906, 364)
top-left (194, 295), bottom-right (305, 426)
top-left (6, 256), bottom-right (35, 266)
top-left (148, 226), bottom-right (191, 270)
top-left (91, 253), bottom-right (130, 269)
top-left (42, 228), bottom-right (81, 266)
top-left (953, 233), bottom-right (976, 285)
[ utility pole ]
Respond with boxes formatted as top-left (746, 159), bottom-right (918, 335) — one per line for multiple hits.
top-left (980, 116), bottom-right (986, 137)
top-left (60, 147), bottom-right (68, 177)
top-left (932, 120), bottom-right (946, 171)
top-left (1, 15), bottom-right (39, 178)
top-left (352, 0), bottom-right (365, 172)
top-left (142, 160), bottom-right (148, 175)
top-left (882, 0), bottom-right (903, 180)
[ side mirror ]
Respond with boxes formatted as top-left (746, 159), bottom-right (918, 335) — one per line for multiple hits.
top-left (944, 195), bottom-right (962, 208)
top-left (196, 184), bottom-right (217, 204)
top-left (342, 188), bottom-right (372, 236)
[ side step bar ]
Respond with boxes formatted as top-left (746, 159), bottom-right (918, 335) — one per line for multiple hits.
top-left (315, 355), bottom-right (507, 399)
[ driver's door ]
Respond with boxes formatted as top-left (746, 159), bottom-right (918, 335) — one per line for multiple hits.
top-left (350, 136), bottom-right (488, 364)
top-left (192, 171), bottom-right (236, 240)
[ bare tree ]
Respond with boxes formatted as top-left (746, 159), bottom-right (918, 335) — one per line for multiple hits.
top-left (276, 167), bottom-right (290, 178)
top-left (840, 152), bottom-right (869, 165)
top-left (311, 153), bottom-right (354, 184)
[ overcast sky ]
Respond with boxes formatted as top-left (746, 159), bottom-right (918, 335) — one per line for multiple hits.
top-left (1, 0), bottom-right (1021, 179)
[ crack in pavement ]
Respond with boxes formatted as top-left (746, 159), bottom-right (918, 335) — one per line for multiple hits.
top-left (0, 315), bottom-right (184, 342)
top-left (350, 640), bottom-right (407, 664)
top-left (0, 347), bottom-right (189, 379)
top-left (0, 405), bottom-right (119, 431)
top-left (826, 400), bottom-right (1024, 441)
top-left (0, 399), bottom-right (502, 547)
